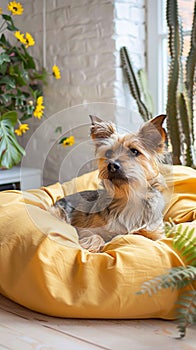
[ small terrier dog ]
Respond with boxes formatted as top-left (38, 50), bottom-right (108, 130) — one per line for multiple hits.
top-left (52, 114), bottom-right (168, 252)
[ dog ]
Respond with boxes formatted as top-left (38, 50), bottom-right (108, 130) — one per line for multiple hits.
top-left (51, 114), bottom-right (169, 252)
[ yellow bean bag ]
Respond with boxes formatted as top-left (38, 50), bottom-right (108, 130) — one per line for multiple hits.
top-left (0, 165), bottom-right (195, 318)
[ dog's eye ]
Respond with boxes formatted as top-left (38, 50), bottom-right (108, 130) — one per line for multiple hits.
top-left (129, 148), bottom-right (140, 157)
top-left (105, 150), bottom-right (114, 158)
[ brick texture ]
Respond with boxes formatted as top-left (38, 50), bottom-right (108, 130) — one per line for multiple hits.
top-left (1, 0), bottom-right (146, 184)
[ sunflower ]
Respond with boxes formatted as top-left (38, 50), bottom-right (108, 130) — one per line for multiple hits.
top-left (14, 31), bottom-right (26, 45)
top-left (7, 1), bottom-right (24, 15)
top-left (33, 96), bottom-right (45, 119)
top-left (14, 31), bottom-right (35, 48)
top-left (61, 136), bottom-right (75, 147)
top-left (52, 65), bottom-right (61, 79)
top-left (25, 32), bottom-right (35, 48)
top-left (15, 123), bottom-right (29, 136)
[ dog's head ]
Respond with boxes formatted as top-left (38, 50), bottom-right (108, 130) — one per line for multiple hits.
top-left (90, 115), bottom-right (168, 197)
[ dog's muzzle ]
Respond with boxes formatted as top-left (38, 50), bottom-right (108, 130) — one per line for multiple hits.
top-left (107, 161), bottom-right (128, 182)
top-left (107, 161), bottom-right (121, 173)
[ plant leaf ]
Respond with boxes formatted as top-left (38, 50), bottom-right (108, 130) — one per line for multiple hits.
top-left (2, 14), bottom-right (18, 32)
top-left (173, 226), bottom-right (196, 265)
top-left (55, 126), bottom-right (62, 134)
top-left (2, 14), bottom-right (12, 21)
top-left (0, 76), bottom-right (16, 89)
top-left (21, 45), bottom-right (36, 69)
top-left (176, 290), bottom-right (196, 338)
top-left (0, 111), bottom-right (25, 168)
top-left (0, 62), bottom-right (8, 75)
top-left (137, 266), bottom-right (196, 296)
top-left (0, 52), bottom-right (11, 65)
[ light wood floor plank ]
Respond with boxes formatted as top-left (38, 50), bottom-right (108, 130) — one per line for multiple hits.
top-left (0, 294), bottom-right (195, 350)
top-left (0, 307), bottom-right (106, 349)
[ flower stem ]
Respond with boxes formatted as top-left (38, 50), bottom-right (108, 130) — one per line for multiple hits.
top-left (0, 20), bottom-right (7, 33)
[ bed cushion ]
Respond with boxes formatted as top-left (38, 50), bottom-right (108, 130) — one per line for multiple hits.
top-left (0, 165), bottom-right (195, 318)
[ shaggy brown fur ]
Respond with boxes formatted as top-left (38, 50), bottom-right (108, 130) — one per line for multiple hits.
top-left (51, 115), bottom-right (169, 252)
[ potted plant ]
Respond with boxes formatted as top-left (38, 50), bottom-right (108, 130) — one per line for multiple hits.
top-left (0, 1), bottom-right (62, 169)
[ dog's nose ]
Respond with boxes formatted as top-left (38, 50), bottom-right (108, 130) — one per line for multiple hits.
top-left (107, 161), bottom-right (121, 173)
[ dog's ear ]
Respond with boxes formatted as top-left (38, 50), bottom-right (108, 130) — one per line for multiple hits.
top-left (137, 114), bottom-right (167, 153)
top-left (89, 115), bottom-right (117, 144)
top-left (90, 115), bottom-right (104, 124)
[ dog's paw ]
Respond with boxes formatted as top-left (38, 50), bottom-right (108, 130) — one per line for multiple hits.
top-left (79, 235), bottom-right (105, 253)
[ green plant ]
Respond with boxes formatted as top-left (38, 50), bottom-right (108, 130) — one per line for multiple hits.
top-left (166, 0), bottom-right (196, 166)
top-left (137, 225), bottom-right (196, 338)
top-left (120, 0), bottom-right (196, 167)
top-left (0, 1), bottom-right (61, 169)
top-left (120, 46), bottom-right (153, 122)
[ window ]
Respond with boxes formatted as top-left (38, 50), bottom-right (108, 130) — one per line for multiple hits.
top-left (147, 0), bottom-right (195, 115)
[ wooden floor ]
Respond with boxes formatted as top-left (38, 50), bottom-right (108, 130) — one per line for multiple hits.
top-left (0, 294), bottom-right (195, 350)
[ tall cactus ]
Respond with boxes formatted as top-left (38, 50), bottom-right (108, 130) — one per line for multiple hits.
top-left (120, 1), bottom-right (196, 167)
top-left (166, 0), bottom-right (181, 164)
top-left (166, 0), bottom-right (196, 166)
top-left (120, 46), bottom-right (152, 122)
top-left (185, 0), bottom-right (196, 143)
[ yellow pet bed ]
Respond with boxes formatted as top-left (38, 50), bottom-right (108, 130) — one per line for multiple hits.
top-left (0, 165), bottom-right (195, 319)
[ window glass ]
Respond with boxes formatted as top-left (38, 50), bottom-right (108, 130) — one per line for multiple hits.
top-left (178, 0), bottom-right (195, 32)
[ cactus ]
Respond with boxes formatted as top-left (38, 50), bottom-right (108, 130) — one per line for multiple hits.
top-left (166, 0), bottom-right (196, 166)
top-left (120, 1), bottom-right (196, 167)
top-left (166, 0), bottom-right (182, 164)
top-left (120, 46), bottom-right (152, 122)
top-left (185, 1), bottom-right (196, 144)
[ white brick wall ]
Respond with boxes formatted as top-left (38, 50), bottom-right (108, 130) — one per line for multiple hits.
top-left (1, 0), bottom-right (146, 184)
top-left (43, 0), bottom-right (116, 117)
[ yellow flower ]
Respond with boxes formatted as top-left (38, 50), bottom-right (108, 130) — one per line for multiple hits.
top-left (25, 32), bottom-right (35, 48)
top-left (15, 123), bottom-right (29, 136)
top-left (37, 96), bottom-right (43, 105)
top-left (14, 31), bottom-right (35, 48)
top-left (34, 106), bottom-right (44, 119)
top-left (33, 96), bottom-right (45, 119)
top-left (52, 65), bottom-right (61, 79)
top-left (7, 1), bottom-right (24, 15)
top-left (62, 136), bottom-right (75, 147)
top-left (14, 31), bottom-right (26, 45)
top-left (0, 8), bottom-right (2, 15)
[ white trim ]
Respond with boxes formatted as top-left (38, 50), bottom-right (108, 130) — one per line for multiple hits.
top-left (42, 0), bottom-right (46, 68)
